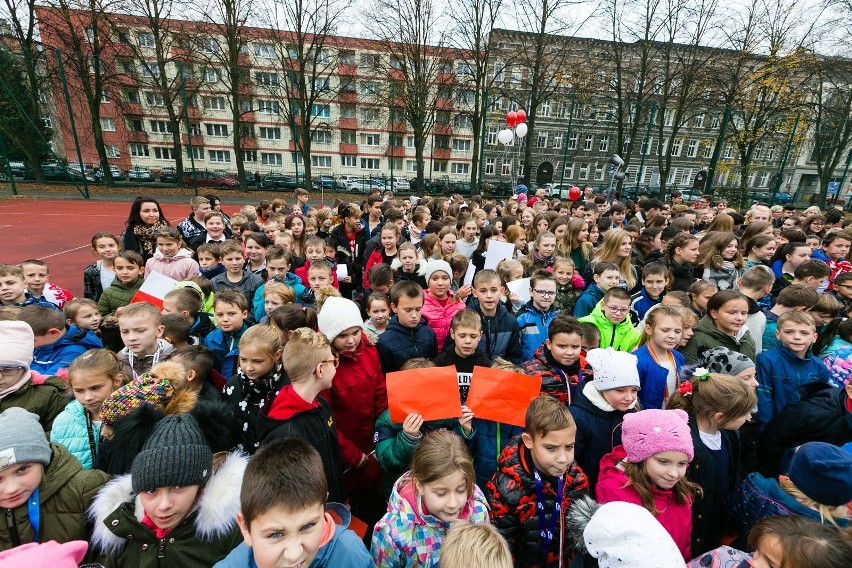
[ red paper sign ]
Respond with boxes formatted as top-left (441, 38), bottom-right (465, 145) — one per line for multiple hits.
top-left (387, 367), bottom-right (462, 423)
top-left (466, 366), bottom-right (542, 427)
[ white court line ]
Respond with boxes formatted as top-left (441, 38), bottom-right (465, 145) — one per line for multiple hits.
top-left (40, 244), bottom-right (91, 259)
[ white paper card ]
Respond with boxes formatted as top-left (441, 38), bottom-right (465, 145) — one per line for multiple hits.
top-left (336, 264), bottom-right (348, 280)
top-left (506, 277), bottom-right (531, 304)
top-left (483, 240), bottom-right (516, 270)
top-left (463, 262), bottom-right (476, 286)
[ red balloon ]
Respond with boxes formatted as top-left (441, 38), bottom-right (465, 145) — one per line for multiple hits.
top-left (568, 186), bottom-right (581, 200)
top-left (516, 109), bottom-right (527, 123)
top-left (506, 111), bottom-right (517, 127)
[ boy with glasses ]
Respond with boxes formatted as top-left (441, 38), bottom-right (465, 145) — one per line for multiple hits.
top-left (579, 287), bottom-right (641, 352)
top-left (516, 271), bottom-right (560, 362)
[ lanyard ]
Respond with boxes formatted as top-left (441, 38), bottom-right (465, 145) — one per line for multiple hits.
top-left (534, 468), bottom-right (564, 559)
top-left (647, 345), bottom-right (676, 400)
top-left (27, 488), bottom-right (40, 543)
top-left (85, 410), bottom-right (98, 464)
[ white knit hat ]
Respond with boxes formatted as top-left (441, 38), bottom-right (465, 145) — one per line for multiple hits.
top-left (585, 348), bottom-right (641, 391)
top-left (0, 321), bottom-right (34, 370)
top-left (424, 259), bottom-right (452, 283)
top-left (584, 502), bottom-right (685, 567)
top-left (317, 297), bottom-right (364, 341)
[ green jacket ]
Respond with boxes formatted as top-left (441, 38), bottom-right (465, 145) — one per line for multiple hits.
top-left (98, 276), bottom-right (144, 317)
top-left (0, 376), bottom-right (69, 433)
top-left (578, 303), bottom-right (642, 352)
top-left (90, 452), bottom-right (247, 568)
top-left (0, 444), bottom-right (109, 552)
top-left (680, 315), bottom-right (757, 365)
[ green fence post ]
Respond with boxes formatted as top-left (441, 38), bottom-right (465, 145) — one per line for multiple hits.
top-left (55, 48), bottom-right (89, 198)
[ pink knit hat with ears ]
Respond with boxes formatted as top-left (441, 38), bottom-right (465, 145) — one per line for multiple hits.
top-left (621, 409), bottom-right (694, 463)
top-left (0, 540), bottom-right (88, 566)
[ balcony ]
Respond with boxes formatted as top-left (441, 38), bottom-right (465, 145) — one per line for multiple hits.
top-left (181, 134), bottom-right (204, 146)
top-left (437, 72), bottom-right (455, 84)
top-left (433, 147), bottom-right (451, 159)
top-left (339, 91), bottom-right (358, 104)
top-left (126, 130), bottom-right (148, 143)
top-left (339, 143), bottom-right (358, 154)
top-left (389, 69), bottom-right (404, 81)
top-left (434, 124), bottom-right (452, 136)
top-left (338, 64), bottom-right (357, 76)
top-left (124, 102), bottom-right (143, 116)
top-left (339, 118), bottom-right (358, 130)
top-left (388, 119), bottom-right (407, 132)
top-left (241, 137), bottom-right (258, 149)
top-left (436, 98), bottom-right (454, 110)
top-left (187, 106), bottom-right (201, 120)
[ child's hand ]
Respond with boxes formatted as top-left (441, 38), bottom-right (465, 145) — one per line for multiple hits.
top-left (457, 284), bottom-right (472, 299)
top-left (342, 276), bottom-right (352, 283)
top-left (459, 405), bottom-right (474, 435)
top-left (509, 292), bottom-right (520, 303)
top-left (402, 413), bottom-right (424, 437)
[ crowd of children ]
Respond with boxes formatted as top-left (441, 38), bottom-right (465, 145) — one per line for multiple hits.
top-left (1, 189), bottom-right (852, 567)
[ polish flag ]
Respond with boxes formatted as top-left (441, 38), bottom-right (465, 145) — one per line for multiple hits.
top-left (130, 271), bottom-right (178, 310)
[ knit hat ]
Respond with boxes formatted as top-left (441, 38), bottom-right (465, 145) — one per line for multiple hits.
top-left (0, 407), bottom-right (52, 470)
top-left (425, 259), bottom-right (453, 283)
top-left (584, 502), bottom-right (684, 568)
top-left (586, 348), bottom-right (641, 391)
top-left (100, 374), bottom-right (176, 426)
top-left (700, 347), bottom-right (755, 376)
top-left (131, 413), bottom-right (212, 492)
top-left (318, 297), bottom-right (364, 341)
top-left (0, 541), bottom-right (89, 567)
top-left (788, 442), bottom-right (852, 507)
top-left (621, 409), bottom-right (694, 463)
top-left (0, 321), bottom-right (34, 370)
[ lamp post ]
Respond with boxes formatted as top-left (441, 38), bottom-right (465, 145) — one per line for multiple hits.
top-left (606, 154), bottom-right (625, 204)
top-left (558, 94), bottom-right (577, 189)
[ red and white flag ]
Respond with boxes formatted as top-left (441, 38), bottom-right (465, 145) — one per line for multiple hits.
top-left (130, 271), bottom-right (178, 310)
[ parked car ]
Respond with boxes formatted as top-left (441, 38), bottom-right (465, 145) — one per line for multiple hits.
top-left (184, 170), bottom-right (240, 189)
top-left (159, 167), bottom-right (178, 183)
top-left (260, 172), bottom-right (302, 190)
top-left (40, 163), bottom-right (95, 183)
top-left (94, 165), bottom-right (125, 182)
top-left (127, 166), bottom-right (154, 182)
top-left (387, 176), bottom-right (410, 192)
top-left (336, 175), bottom-right (354, 189)
top-left (348, 178), bottom-right (384, 194)
top-left (312, 175), bottom-right (336, 189)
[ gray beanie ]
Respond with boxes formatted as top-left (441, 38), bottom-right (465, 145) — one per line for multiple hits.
top-left (425, 259), bottom-right (453, 283)
top-left (0, 408), bottom-right (52, 470)
top-left (131, 413), bottom-right (212, 492)
top-left (700, 347), bottom-right (755, 376)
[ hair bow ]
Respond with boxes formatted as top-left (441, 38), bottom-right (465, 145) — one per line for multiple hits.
top-left (678, 381), bottom-right (693, 396)
top-left (692, 367), bottom-right (711, 382)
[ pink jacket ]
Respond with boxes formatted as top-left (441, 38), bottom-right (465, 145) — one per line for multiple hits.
top-left (421, 290), bottom-right (466, 352)
top-left (596, 445), bottom-right (693, 561)
top-left (144, 248), bottom-right (200, 281)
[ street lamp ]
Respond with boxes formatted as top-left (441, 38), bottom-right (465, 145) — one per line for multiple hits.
top-left (606, 154), bottom-right (626, 204)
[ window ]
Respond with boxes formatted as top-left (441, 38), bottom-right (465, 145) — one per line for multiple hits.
top-left (360, 53), bottom-right (380, 68)
top-left (680, 168), bottom-right (692, 185)
top-left (433, 160), bottom-right (447, 172)
top-left (766, 144), bottom-right (776, 160)
top-left (711, 114), bottom-right (723, 128)
top-left (128, 118), bottom-right (144, 132)
top-left (434, 136), bottom-right (450, 149)
top-left (404, 136), bottom-right (414, 148)
top-left (204, 68), bottom-right (219, 83)
top-left (341, 154), bottom-right (357, 167)
top-left (340, 78), bottom-right (356, 93)
top-left (686, 140), bottom-right (698, 158)
top-left (723, 144), bottom-right (733, 159)
top-left (203, 96), bottom-right (226, 110)
top-left (554, 133), bottom-right (563, 149)
top-left (579, 163), bottom-right (589, 180)
top-left (754, 144), bottom-right (762, 160)
top-left (145, 92), bottom-right (165, 107)
top-left (189, 123), bottom-right (202, 136)
top-left (363, 133), bottom-right (380, 146)
top-left (693, 114), bottom-right (704, 127)
top-left (140, 61), bottom-right (160, 78)
top-left (129, 143), bottom-right (149, 157)
top-left (254, 43), bottom-right (275, 58)
top-left (453, 114), bottom-right (473, 128)
top-left (206, 123), bottom-right (229, 137)
top-left (261, 152), bottom-right (282, 166)
top-left (154, 147), bottom-right (176, 159)
top-left (487, 127), bottom-right (498, 146)
top-left (125, 89), bottom-right (140, 103)
top-left (485, 158), bottom-right (495, 175)
top-left (187, 147), bottom-right (204, 160)
top-left (100, 117), bottom-right (116, 131)
top-left (664, 110), bottom-right (673, 126)
top-left (198, 38), bottom-right (219, 54)
top-left (242, 150), bottom-right (256, 162)
top-left (568, 133), bottom-right (578, 150)
top-left (312, 130), bottom-right (332, 144)
top-left (341, 130), bottom-right (357, 144)
top-left (557, 101), bottom-right (568, 118)
top-left (104, 144), bottom-right (120, 158)
top-left (312, 155), bottom-right (332, 168)
top-left (389, 134), bottom-right (403, 147)
top-left (501, 160), bottom-right (511, 175)
top-left (310, 104), bottom-right (330, 118)
top-left (339, 51), bottom-right (357, 65)
top-left (456, 89), bottom-right (475, 106)
top-left (257, 100), bottom-right (280, 114)
top-left (240, 125), bottom-right (255, 139)
top-left (259, 127), bottom-right (281, 140)
top-left (360, 81), bottom-right (380, 95)
top-left (759, 172), bottom-right (769, 187)
top-left (436, 111), bottom-right (451, 125)
top-left (149, 120), bottom-right (172, 134)
top-left (452, 139), bottom-right (471, 151)
top-left (361, 107), bottom-right (380, 122)
top-left (340, 104), bottom-right (356, 118)
top-left (593, 163), bottom-right (603, 181)
top-left (361, 158), bottom-right (380, 169)
top-left (209, 150), bottom-right (231, 162)
top-left (670, 139), bottom-right (682, 157)
top-left (536, 131), bottom-right (548, 148)
top-left (451, 163), bottom-right (469, 174)
top-left (583, 134), bottom-right (593, 151)
top-left (255, 72), bottom-right (278, 86)
top-left (540, 100), bottom-right (551, 117)
top-left (137, 33), bottom-right (154, 47)
top-left (563, 163), bottom-right (574, 179)
top-left (406, 160), bottom-right (417, 172)
top-left (598, 135), bottom-right (609, 152)
top-left (100, 91), bottom-right (109, 103)
top-left (703, 143), bottom-right (714, 158)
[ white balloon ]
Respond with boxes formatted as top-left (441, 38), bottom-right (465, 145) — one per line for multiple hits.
top-left (497, 128), bottom-right (514, 145)
top-left (515, 122), bottom-right (528, 138)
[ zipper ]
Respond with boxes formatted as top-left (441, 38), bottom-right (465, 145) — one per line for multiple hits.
top-left (158, 536), bottom-right (166, 559)
top-left (5, 508), bottom-right (20, 548)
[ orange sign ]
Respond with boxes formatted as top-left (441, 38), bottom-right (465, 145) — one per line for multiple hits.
top-left (387, 367), bottom-right (462, 423)
top-left (466, 366), bottom-right (542, 427)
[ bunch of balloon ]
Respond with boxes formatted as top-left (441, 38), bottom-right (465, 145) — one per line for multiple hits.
top-left (497, 110), bottom-right (529, 192)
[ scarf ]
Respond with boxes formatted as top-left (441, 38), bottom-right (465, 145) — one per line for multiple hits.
top-left (238, 363), bottom-right (285, 450)
top-left (133, 221), bottom-right (169, 258)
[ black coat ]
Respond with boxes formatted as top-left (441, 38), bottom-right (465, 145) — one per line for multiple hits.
top-left (328, 224), bottom-right (369, 297)
top-left (663, 258), bottom-right (695, 292)
top-left (376, 316), bottom-right (438, 373)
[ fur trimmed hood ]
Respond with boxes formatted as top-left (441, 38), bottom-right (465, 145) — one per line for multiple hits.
top-left (89, 451), bottom-right (248, 556)
top-left (391, 257), bottom-right (428, 277)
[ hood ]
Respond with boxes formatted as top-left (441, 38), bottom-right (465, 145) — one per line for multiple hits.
top-left (153, 248), bottom-right (194, 262)
top-left (263, 385), bottom-right (320, 421)
top-left (89, 451), bottom-right (248, 556)
top-left (389, 471), bottom-right (488, 529)
top-left (339, 332), bottom-right (377, 361)
top-left (811, 249), bottom-right (832, 262)
top-left (391, 257), bottom-right (428, 276)
top-left (695, 315), bottom-right (731, 341)
top-left (579, 381), bottom-right (636, 414)
top-left (282, 272), bottom-right (303, 287)
top-left (43, 325), bottom-right (103, 352)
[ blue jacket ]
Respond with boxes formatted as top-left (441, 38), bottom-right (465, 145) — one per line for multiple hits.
top-left (470, 418), bottom-right (525, 490)
top-left (443, 299), bottom-right (522, 364)
top-left (629, 287), bottom-right (660, 326)
top-left (515, 301), bottom-right (560, 363)
top-left (49, 400), bottom-right (101, 470)
top-left (213, 503), bottom-right (372, 568)
top-left (376, 316), bottom-right (438, 373)
top-left (634, 344), bottom-right (685, 410)
top-left (755, 344), bottom-right (832, 427)
top-left (573, 283), bottom-right (604, 318)
top-left (761, 309), bottom-right (780, 351)
top-left (252, 272), bottom-right (306, 322)
top-left (32, 325), bottom-right (103, 375)
top-left (204, 324), bottom-right (248, 378)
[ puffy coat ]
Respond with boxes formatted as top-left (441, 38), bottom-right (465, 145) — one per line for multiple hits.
top-left (569, 382), bottom-right (635, 492)
top-left (572, 283), bottom-right (603, 318)
top-left (371, 472), bottom-right (489, 567)
top-left (553, 281), bottom-right (583, 315)
top-left (0, 375), bottom-right (68, 432)
top-left (204, 324), bottom-right (248, 378)
top-left (516, 301), bottom-right (560, 363)
top-left (755, 344), bottom-right (832, 427)
top-left (819, 336), bottom-right (852, 387)
top-left (89, 452), bottom-right (247, 568)
top-left (597, 445), bottom-right (693, 561)
top-left (578, 303), bottom-right (641, 352)
top-left (470, 418), bottom-right (525, 490)
top-left (680, 315), bottom-right (756, 365)
top-left (32, 325), bottom-right (103, 376)
top-left (634, 344), bottom-right (686, 410)
top-left (0, 443), bottom-right (108, 552)
top-left (522, 344), bottom-right (586, 405)
top-left (376, 316), bottom-right (438, 373)
top-left (486, 436), bottom-right (589, 568)
top-left (97, 276), bottom-right (144, 317)
top-left (144, 248), bottom-right (199, 281)
top-left (50, 400), bottom-right (102, 469)
top-left (443, 300), bottom-right (522, 364)
top-left (421, 290), bottom-right (466, 352)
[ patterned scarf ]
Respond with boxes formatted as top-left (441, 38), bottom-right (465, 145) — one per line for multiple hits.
top-left (133, 221), bottom-right (169, 258)
top-left (236, 363), bottom-right (285, 450)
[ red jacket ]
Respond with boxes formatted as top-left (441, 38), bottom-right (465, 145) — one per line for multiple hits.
top-left (294, 259), bottom-right (339, 289)
top-left (363, 248), bottom-right (391, 288)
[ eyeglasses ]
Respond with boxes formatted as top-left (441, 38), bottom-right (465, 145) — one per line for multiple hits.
top-left (320, 358), bottom-right (339, 368)
top-left (533, 289), bottom-right (556, 297)
top-left (0, 366), bottom-right (24, 377)
top-left (605, 305), bottom-right (630, 314)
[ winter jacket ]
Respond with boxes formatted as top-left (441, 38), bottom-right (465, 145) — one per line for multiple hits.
top-left (177, 215), bottom-right (206, 242)
top-left (222, 364), bottom-right (288, 453)
top-left (252, 272), bottom-right (306, 321)
top-left (323, 333), bottom-right (387, 469)
top-left (516, 302), bottom-right (560, 363)
top-left (521, 254), bottom-right (556, 277)
top-left (0, 376), bottom-right (69, 433)
top-left (83, 261), bottom-right (109, 302)
top-left (258, 387), bottom-right (346, 503)
top-left (578, 303), bottom-right (641, 352)
top-left (486, 436), bottom-right (590, 568)
top-left (117, 338), bottom-right (175, 380)
top-left (442, 300), bottom-right (522, 364)
top-left (470, 417), bottom-right (525, 490)
top-left (215, 503), bottom-right (372, 568)
top-left (200, 263), bottom-right (227, 281)
top-left (376, 316), bottom-right (438, 373)
top-left (572, 283), bottom-right (604, 318)
top-left (210, 270), bottom-right (264, 313)
top-left (680, 315), bottom-right (756, 365)
top-left (392, 258), bottom-right (428, 289)
top-left (663, 258), bottom-right (695, 292)
top-left (634, 344), bottom-right (686, 410)
top-left (433, 348), bottom-right (491, 404)
top-left (97, 276), bottom-right (144, 316)
top-left (629, 287), bottom-right (661, 326)
top-left (363, 248), bottom-right (396, 288)
top-left (569, 382), bottom-right (635, 492)
top-left (553, 280), bottom-right (583, 315)
top-left (421, 290), bottom-right (466, 352)
top-left (204, 324), bottom-right (248, 379)
top-left (50, 400), bottom-right (103, 470)
top-left (744, 296), bottom-right (767, 354)
top-left (32, 325), bottom-right (103, 376)
top-left (188, 312), bottom-right (215, 344)
top-left (755, 344), bottom-right (832, 427)
top-left (756, 383), bottom-right (852, 476)
top-left (328, 224), bottom-right (369, 298)
top-left (596, 445), bottom-right (693, 561)
top-left (522, 345), bottom-right (585, 405)
top-left (819, 336), bottom-right (852, 387)
top-left (761, 309), bottom-right (780, 352)
top-left (89, 452), bottom-right (247, 568)
top-left (687, 546), bottom-right (752, 568)
top-left (144, 248), bottom-right (200, 281)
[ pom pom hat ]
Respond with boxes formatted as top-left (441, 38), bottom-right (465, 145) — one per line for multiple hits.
top-left (317, 297), bottom-right (364, 341)
top-left (585, 348), bottom-right (641, 391)
top-left (621, 409), bottom-right (694, 463)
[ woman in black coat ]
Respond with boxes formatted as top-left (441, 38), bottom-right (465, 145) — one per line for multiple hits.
top-left (121, 195), bottom-right (170, 263)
